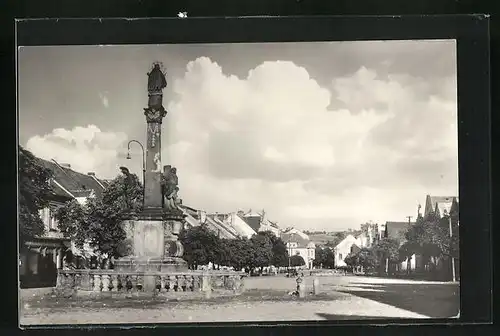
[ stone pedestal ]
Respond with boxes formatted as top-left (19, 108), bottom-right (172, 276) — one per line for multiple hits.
top-left (114, 210), bottom-right (188, 292)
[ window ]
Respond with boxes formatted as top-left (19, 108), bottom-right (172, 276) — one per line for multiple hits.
top-left (339, 253), bottom-right (343, 260)
top-left (48, 207), bottom-right (58, 231)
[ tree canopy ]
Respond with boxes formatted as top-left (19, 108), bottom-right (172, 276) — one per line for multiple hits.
top-left (54, 172), bottom-right (143, 258)
top-left (18, 146), bottom-right (54, 244)
top-left (289, 254), bottom-right (306, 267)
top-left (313, 246), bottom-right (335, 268)
top-left (178, 227), bottom-right (290, 272)
top-left (403, 212), bottom-right (459, 263)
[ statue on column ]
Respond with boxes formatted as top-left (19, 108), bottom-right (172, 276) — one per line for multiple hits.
top-left (147, 63), bottom-right (167, 93)
top-left (161, 165), bottom-right (180, 212)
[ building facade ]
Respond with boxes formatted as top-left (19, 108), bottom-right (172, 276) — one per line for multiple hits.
top-left (281, 228), bottom-right (315, 269)
top-left (19, 159), bottom-right (108, 288)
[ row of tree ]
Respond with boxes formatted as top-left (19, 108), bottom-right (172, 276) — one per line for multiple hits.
top-left (178, 226), bottom-right (305, 273)
top-left (342, 212), bottom-right (459, 277)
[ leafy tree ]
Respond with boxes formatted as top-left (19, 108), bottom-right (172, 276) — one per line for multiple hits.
top-left (357, 248), bottom-right (379, 269)
top-left (54, 173), bottom-right (143, 259)
top-left (257, 231), bottom-right (289, 267)
top-left (178, 225), bottom-right (221, 270)
top-left (18, 146), bottom-right (54, 244)
top-left (250, 233), bottom-right (273, 272)
top-left (373, 238), bottom-right (400, 273)
top-left (289, 254), bottom-right (305, 267)
top-left (404, 212), bottom-right (459, 270)
top-left (313, 246), bottom-right (335, 268)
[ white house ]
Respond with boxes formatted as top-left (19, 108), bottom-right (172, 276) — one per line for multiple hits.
top-left (281, 228), bottom-right (315, 269)
top-left (334, 234), bottom-right (360, 267)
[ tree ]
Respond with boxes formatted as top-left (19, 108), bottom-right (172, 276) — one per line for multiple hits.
top-left (257, 231), bottom-right (289, 267)
top-left (250, 233), bottom-right (273, 272)
top-left (373, 238), bottom-right (400, 274)
top-left (404, 212), bottom-right (459, 271)
top-left (54, 173), bottom-right (144, 259)
top-left (18, 146), bottom-right (54, 244)
top-left (178, 225), bottom-right (221, 270)
top-left (313, 246), bottom-right (335, 268)
top-left (289, 254), bottom-right (305, 267)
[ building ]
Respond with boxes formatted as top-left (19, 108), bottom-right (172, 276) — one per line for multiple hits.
top-left (20, 159), bottom-right (108, 288)
top-left (240, 209), bottom-right (281, 237)
top-left (424, 195), bottom-right (457, 218)
top-left (421, 195), bottom-right (460, 280)
top-left (178, 205), bottom-right (257, 239)
top-left (333, 234), bottom-right (360, 267)
top-left (357, 222), bottom-right (381, 248)
top-left (281, 228), bottom-right (315, 269)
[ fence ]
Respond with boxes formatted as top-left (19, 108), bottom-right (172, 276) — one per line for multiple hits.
top-left (56, 269), bottom-right (245, 296)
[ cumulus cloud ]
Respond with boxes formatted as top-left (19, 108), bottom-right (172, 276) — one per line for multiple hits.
top-left (23, 52), bottom-right (457, 231)
top-left (26, 125), bottom-right (128, 179)
top-left (160, 56), bottom-right (458, 230)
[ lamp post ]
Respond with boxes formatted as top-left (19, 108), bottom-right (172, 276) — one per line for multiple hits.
top-left (126, 140), bottom-right (146, 203)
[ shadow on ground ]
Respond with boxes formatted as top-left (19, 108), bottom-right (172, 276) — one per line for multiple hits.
top-left (22, 289), bottom-right (346, 313)
top-left (337, 282), bottom-right (459, 318)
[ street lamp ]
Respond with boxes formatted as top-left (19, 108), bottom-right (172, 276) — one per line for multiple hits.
top-left (126, 140), bottom-right (146, 203)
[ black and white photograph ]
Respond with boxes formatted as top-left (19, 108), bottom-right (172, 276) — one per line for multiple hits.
top-left (18, 35), bottom-right (462, 325)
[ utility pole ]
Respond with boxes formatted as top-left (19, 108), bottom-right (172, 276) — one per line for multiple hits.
top-left (406, 216), bottom-right (413, 224)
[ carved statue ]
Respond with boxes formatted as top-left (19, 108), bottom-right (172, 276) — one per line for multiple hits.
top-left (147, 63), bottom-right (167, 93)
top-left (161, 165), bottom-right (180, 212)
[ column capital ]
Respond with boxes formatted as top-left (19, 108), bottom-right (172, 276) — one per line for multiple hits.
top-left (144, 107), bottom-right (167, 123)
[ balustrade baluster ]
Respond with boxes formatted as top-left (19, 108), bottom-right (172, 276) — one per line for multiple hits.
top-left (136, 275), bottom-right (143, 291)
top-left (186, 275), bottom-right (194, 291)
top-left (179, 275), bottom-right (186, 292)
top-left (130, 275), bottom-right (137, 292)
top-left (155, 275), bottom-right (161, 291)
top-left (101, 274), bottom-right (110, 292)
top-left (165, 275), bottom-right (171, 292)
top-left (170, 275), bottom-right (176, 292)
top-left (125, 275), bottom-right (132, 292)
top-left (93, 274), bottom-right (102, 291)
top-left (111, 274), bottom-right (119, 292)
top-left (160, 276), bottom-right (166, 293)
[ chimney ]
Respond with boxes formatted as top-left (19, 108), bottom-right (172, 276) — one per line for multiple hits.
top-left (60, 163), bottom-right (71, 168)
top-left (87, 172), bottom-right (95, 176)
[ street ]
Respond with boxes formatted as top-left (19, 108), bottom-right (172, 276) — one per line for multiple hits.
top-left (20, 274), bottom-right (459, 325)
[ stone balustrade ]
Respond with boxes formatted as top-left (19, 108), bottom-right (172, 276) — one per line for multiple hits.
top-left (55, 269), bottom-right (245, 297)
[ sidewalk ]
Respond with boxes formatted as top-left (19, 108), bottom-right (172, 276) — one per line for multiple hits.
top-left (20, 293), bottom-right (428, 325)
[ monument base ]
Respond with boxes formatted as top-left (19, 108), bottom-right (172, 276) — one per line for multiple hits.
top-left (114, 209), bottom-right (188, 291)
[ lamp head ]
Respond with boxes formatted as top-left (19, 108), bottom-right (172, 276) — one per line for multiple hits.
top-left (126, 153), bottom-right (131, 160)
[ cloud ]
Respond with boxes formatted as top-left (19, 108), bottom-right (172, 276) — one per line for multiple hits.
top-left (160, 56), bottom-right (458, 230)
top-left (26, 125), bottom-right (128, 179)
top-left (23, 52), bottom-right (458, 231)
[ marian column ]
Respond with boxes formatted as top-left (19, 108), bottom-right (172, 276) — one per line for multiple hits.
top-left (143, 63), bottom-right (168, 211)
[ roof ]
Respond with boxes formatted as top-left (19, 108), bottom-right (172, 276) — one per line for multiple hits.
top-left (242, 214), bottom-right (261, 232)
top-left (282, 228), bottom-right (309, 240)
top-left (204, 215), bottom-right (239, 239)
top-left (335, 234), bottom-right (359, 249)
top-left (281, 232), bottom-right (311, 248)
top-left (37, 158), bottom-right (107, 199)
top-left (425, 195), bottom-right (457, 216)
top-left (385, 221), bottom-right (411, 241)
top-left (224, 213), bottom-right (256, 239)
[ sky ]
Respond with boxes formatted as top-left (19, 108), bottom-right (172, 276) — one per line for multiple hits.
top-left (18, 40), bottom-right (458, 232)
